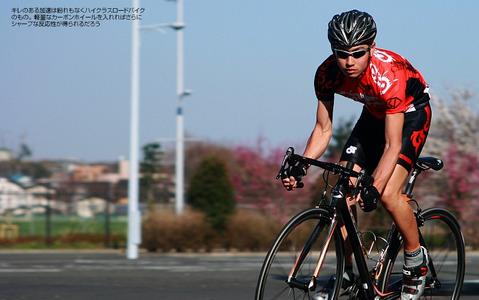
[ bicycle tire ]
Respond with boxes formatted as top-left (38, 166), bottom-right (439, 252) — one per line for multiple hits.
top-left (377, 207), bottom-right (466, 299)
top-left (255, 208), bottom-right (345, 300)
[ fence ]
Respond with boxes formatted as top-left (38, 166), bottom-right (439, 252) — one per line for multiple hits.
top-left (0, 181), bottom-right (136, 247)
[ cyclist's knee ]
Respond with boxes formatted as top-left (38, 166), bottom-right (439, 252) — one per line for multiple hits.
top-left (380, 187), bottom-right (401, 210)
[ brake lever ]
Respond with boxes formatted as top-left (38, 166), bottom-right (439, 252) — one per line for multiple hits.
top-left (276, 147), bottom-right (294, 179)
top-left (353, 169), bottom-right (374, 198)
top-left (276, 147), bottom-right (305, 189)
top-left (353, 169), bottom-right (367, 198)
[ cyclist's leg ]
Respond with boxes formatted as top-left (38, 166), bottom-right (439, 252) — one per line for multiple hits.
top-left (387, 103), bottom-right (431, 253)
top-left (377, 208), bottom-right (465, 300)
top-left (337, 108), bottom-right (385, 265)
top-left (381, 164), bottom-right (430, 300)
top-left (380, 165), bottom-right (418, 252)
top-left (390, 104), bottom-right (431, 254)
top-left (331, 109), bottom-right (385, 296)
top-left (382, 105), bottom-right (432, 299)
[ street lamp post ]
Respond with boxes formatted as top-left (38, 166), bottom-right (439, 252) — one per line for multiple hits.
top-left (174, 0), bottom-right (187, 215)
top-left (127, 0), bottom-right (188, 259)
top-left (142, 1), bottom-right (188, 216)
top-left (127, 0), bottom-right (142, 260)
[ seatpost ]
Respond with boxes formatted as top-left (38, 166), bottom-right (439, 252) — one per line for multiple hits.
top-left (403, 168), bottom-right (421, 198)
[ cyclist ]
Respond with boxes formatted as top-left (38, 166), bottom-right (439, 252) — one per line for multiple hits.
top-left (282, 10), bottom-right (431, 300)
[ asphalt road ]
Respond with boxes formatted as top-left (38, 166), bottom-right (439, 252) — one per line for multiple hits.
top-left (0, 250), bottom-right (477, 300)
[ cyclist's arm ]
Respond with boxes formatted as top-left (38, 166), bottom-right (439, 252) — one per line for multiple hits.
top-left (371, 112), bottom-right (404, 193)
top-left (302, 99), bottom-right (334, 161)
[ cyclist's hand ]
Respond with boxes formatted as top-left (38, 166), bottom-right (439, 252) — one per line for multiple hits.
top-left (281, 165), bottom-right (306, 190)
top-left (282, 176), bottom-right (298, 190)
top-left (357, 186), bottom-right (380, 212)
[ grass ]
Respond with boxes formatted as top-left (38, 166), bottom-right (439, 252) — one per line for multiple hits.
top-left (0, 215), bottom-right (127, 249)
top-left (1, 209), bottom-right (289, 251)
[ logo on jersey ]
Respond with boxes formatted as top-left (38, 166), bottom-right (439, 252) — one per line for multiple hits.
top-left (374, 49), bottom-right (395, 63)
top-left (345, 146), bottom-right (357, 155)
top-left (370, 64), bottom-right (397, 95)
top-left (387, 97), bottom-right (402, 109)
top-left (370, 49), bottom-right (398, 95)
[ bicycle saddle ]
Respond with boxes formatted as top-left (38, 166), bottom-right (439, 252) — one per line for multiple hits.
top-left (415, 157), bottom-right (444, 171)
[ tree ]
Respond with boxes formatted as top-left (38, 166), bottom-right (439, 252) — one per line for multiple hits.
top-left (423, 88), bottom-right (478, 156)
top-left (187, 155), bottom-right (236, 231)
top-left (16, 143), bottom-right (32, 162)
top-left (140, 142), bottom-right (163, 204)
top-left (439, 146), bottom-right (479, 247)
top-left (416, 88), bottom-right (479, 248)
top-left (183, 142), bottom-right (234, 186)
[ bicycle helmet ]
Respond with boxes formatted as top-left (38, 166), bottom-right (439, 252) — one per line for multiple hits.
top-left (328, 10), bottom-right (377, 49)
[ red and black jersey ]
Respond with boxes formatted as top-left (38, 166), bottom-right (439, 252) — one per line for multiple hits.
top-left (314, 48), bottom-right (430, 119)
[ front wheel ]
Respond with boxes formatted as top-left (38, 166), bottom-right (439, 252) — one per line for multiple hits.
top-left (378, 207), bottom-right (466, 299)
top-left (255, 208), bottom-right (345, 300)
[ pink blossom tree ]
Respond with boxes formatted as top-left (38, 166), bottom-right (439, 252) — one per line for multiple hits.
top-left (230, 142), bottom-right (313, 222)
top-left (416, 88), bottom-right (479, 248)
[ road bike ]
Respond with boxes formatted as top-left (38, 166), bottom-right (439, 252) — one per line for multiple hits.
top-left (255, 147), bottom-right (465, 299)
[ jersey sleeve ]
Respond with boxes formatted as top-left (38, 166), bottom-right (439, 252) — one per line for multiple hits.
top-left (314, 55), bottom-right (342, 102)
top-left (380, 54), bottom-right (428, 115)
top-left (383, 76), bottom-right (407, 114)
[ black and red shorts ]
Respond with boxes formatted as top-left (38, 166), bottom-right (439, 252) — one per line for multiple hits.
top-left (339, 104), bottom-right (432, 174)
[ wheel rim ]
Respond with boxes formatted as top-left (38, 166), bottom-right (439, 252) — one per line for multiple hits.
top-left (257, 209), bottom-right (344, 300)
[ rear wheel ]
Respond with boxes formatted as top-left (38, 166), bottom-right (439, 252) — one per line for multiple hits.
top-left (378, 207), bottom-right (466, 299)
top-left (255, 208), bottom-right (345, 300)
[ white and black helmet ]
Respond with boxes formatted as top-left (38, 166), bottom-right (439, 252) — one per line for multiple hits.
top-left (328, 10), bottom-right (377, 49)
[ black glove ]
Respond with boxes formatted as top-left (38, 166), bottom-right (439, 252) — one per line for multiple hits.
top-left (281, 165), bottom-right (307, 184)
top-left (359, 186), bottom-right (380, 212)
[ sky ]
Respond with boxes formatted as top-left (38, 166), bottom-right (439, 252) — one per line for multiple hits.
top-left (2, 0), bottom-right (479, 162)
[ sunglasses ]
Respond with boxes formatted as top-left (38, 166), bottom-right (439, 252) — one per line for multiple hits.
top-left (334, 47), bottom-right (370, 59)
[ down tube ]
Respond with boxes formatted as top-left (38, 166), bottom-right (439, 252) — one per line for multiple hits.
top-left (340, 205), bottom-right (376, 299)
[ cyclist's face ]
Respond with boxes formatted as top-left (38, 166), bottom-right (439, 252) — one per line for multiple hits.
top-left (334, 43), bottom-right (375, 78)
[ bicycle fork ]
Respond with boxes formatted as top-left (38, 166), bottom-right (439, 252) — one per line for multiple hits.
top-left (286, 210), bottom-right (340, 292)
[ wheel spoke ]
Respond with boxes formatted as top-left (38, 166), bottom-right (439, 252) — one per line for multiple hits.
top-left (255, 208), bottom-right (345, 300)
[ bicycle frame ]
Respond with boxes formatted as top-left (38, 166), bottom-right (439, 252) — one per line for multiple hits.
top-left (333, 179), bottom-right (377, 299)
top-left (285, 169), bottom-right (378, 299)
top-left (275, 148), bottom-right (454, 300)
